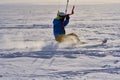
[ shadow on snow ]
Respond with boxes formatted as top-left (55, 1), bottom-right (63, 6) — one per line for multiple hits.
top-left (50, 67), bottom-right (120, 78)
top-left (0, 43), bottom-right (120, 59)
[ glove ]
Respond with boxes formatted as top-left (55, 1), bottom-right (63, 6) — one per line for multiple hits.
top-left (66, 15), bottom-right (70, 20)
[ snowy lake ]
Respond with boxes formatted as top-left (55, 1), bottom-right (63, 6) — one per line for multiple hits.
top-left (0, 4), bottom-right (120, 80)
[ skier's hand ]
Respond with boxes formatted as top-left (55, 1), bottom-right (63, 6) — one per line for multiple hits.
top-left (66, 15), bottom-right (70, 20)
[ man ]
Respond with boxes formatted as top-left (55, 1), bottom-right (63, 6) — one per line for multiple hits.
top-left (53, 11), bottom-right (80, 43)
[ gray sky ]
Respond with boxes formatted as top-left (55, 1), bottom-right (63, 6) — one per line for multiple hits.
top-left (0, 0), bottom-right (120, 4)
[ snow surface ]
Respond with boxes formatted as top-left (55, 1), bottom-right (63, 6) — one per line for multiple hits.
top-left (0, 4), bottom-right (120, 80)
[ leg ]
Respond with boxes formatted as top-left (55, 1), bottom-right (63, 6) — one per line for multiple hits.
top-left (55, 34), bottom-right (66, 43)
top-left (67, 33), bottom-right (80, 42)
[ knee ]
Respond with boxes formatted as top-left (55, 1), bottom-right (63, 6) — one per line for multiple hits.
top-left (68, 33), bottom-right (78, 37)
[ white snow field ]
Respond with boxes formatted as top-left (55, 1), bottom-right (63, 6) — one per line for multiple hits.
top-left (0, 4), bottom-right (120, 80)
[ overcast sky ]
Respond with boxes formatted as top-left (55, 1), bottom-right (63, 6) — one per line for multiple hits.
top-left (0, 0), bottom-right (120, 4)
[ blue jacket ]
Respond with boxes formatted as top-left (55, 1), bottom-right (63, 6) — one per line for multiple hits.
top-left (53, 18), bottom-right (69, 38)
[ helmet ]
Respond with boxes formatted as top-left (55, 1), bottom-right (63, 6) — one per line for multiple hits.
top-left (58, 12), bottom-right (66, 17)
top-left (56, 11), bottom-right (66, 20)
